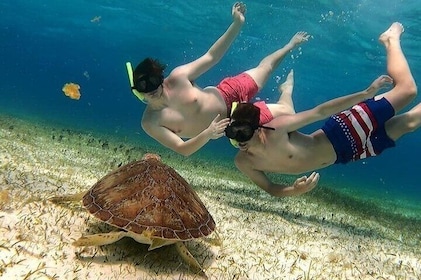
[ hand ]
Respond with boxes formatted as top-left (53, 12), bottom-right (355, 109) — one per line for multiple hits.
top-left (207, 114), bottom-right (230, 140)
top-left (232, 2), bottom-right (246, 24)
top-left (366, 75), bottom-right (393, 98)
top-left (289, 31), bottom-right (311, 47)
top-left (292, 172), bottom-right (319, 195)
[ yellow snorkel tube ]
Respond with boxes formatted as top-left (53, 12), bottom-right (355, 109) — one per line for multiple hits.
top-left (126, 62), bottom-right (147, 104)
top-left (229, 102), bottom-right (239, 148)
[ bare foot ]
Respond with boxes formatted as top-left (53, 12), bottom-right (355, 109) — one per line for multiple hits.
top-left (278, 69), bottom-right (294, 94)
top-left (289, 31), bottom-right (310, 47)
top-left (379, 22), bottom-right (404, 46)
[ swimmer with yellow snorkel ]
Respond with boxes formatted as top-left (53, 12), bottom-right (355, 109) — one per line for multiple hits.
top-left (126, 2), bottom-right (309, 156)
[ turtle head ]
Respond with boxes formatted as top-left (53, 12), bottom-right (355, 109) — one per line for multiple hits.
top-left (142, 153), bottom-right (161, 161)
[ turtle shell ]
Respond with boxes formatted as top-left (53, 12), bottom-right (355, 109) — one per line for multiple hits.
top-left (82, 154), bottom-right (215, 241)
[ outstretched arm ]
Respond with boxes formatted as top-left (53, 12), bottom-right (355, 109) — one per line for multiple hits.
top-left (234, 154), bottom-right (319, 197)
top-left (271, 75), bottom-right (394, 132)
top-left (142, 115), bottom-right (230, 157)
top-left (169, 2), bottom-right (246, 81)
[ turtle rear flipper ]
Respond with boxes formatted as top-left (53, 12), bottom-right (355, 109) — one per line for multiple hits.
top-left (48, 192), bottom-right (86, 204)
top-left (72, 231), bottom-right (127, 246)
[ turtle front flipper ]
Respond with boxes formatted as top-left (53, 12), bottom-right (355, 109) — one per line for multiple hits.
top-left (48, 192), bottom-right (86, 204)
top-left (149, 238), bottom-right (175, 250)
top-left (174, 242), bottom-right (204, 274)
top-left (72, 231), bottom-right (128, 246)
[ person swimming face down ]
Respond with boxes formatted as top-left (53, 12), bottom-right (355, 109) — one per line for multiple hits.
top-left (225, 103), bottom-right (274, 148)
top-left (132, 58), bottom-right (166, 99)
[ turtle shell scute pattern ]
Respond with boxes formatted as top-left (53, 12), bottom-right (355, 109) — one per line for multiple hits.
top-left (82, 156), bottom-right (215, 241)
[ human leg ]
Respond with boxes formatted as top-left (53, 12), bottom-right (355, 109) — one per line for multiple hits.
top-left (376, 22), bottom-right (417, 113)
top-left (244, 32), bottom-right (309, 91)
top-left (385, 102), bottom-right (421, 141)
top-left (266, 69), bottom-right (296, 117)
top-left (277, 69), bottom-right (296, 113)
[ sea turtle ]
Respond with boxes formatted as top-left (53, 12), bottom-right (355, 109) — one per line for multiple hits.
top-left (49, 153), bottom-right (215, 272)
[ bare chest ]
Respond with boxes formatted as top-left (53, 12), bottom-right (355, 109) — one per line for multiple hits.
top-left (250, 132), bottom-right (336, 174)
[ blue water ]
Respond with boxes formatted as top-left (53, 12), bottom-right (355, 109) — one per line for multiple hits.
top-left (1, 0), bottom-right (420, 202)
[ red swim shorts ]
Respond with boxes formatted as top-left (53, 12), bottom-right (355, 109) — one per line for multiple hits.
top-left (216, 73), bottom-right (274, 124)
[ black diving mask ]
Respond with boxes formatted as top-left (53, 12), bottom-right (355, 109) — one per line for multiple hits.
top-left (131, 74), bottom-right (163, 93)
top-left (225, 120), bottom-right (256, 142)
top-left (225, 120), bottom-right (275, 143)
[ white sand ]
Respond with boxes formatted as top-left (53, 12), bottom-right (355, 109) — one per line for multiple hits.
top-left (0, 116), bottom-right (420, 279)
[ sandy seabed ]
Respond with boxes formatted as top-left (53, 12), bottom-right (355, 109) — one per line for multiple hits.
top-left (0, 115), bottom-right (420, 280)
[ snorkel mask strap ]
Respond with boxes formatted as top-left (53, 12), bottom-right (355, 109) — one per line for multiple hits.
top-left (229, 102), bottom-right (240, 148)
top-left (126, 62), bottom-right (148, 104)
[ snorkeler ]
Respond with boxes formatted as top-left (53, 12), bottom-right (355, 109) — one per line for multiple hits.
top-left (126, 2), bottom-right (310, 156)
top-left (227, 22), bottom-right (419, 197)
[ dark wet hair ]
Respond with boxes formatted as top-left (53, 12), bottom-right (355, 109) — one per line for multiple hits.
top-left (225, 103), bottom-right (274, 143)
top-left (132, 58), bottom-right (166, 93)
top-left (231, 103), bottom-right (260, 128)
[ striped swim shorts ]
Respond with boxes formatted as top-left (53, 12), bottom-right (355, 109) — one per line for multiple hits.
top-left (321, 97), bottom-right (396, 164)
